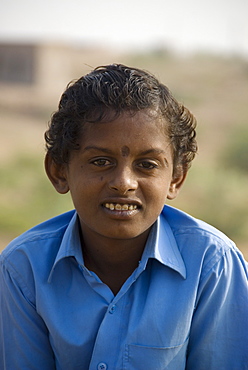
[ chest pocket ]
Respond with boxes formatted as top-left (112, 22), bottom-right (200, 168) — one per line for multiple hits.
top-left (124, 337), bottom-right (189, 370)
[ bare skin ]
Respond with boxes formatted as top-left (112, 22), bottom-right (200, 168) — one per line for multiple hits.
top-left (121, 145), bottom-right (130, 157)
top-left (81, 228), bottom-right (149, 295)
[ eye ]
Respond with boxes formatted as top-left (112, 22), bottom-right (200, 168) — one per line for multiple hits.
top-left (91, 158), bottom-right (112, 167)
top-left (137, 160), bottom-right (158, 170)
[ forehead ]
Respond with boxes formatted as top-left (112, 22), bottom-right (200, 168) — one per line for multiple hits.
top-left (121, 145), bottom-right (130, 157)
top-left (82, 110), bottom-right (167, 139)
top-left (78, 110), bottom-right (172, 156)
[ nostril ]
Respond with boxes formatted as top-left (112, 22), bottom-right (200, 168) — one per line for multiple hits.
top-left (108, 180), bottom-right (138, 194)
top-left (108, 185), bottom-right (136, 195)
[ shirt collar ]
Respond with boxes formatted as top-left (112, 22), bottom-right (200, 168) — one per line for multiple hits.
top-left (140, 213), bottom-right (186, 279)
top-left (48, 209), bottom-right (186, 283)
top-left (48, 212), bottom-right (83, 283)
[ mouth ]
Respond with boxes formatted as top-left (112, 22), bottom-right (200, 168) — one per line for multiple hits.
top-left (103, 203), bottom-right (139, 211)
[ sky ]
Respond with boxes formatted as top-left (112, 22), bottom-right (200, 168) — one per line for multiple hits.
top-left (0, 0), bottom-right (248, 56)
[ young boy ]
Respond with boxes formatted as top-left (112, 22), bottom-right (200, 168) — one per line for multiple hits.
top-left (0, 64), bottom-right (247, 369)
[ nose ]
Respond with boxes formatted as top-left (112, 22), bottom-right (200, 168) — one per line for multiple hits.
top-left (108, 165), bottom-right (138, 194)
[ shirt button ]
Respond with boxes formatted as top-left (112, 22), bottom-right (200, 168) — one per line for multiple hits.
top-left (97, 362), bottom-right (107, 370)
top-left (109, 304), bottom-right (116, 314)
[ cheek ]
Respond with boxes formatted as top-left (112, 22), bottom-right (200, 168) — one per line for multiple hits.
top-left (145, 180), bottom-right (169, 205)
top-left (70, 177), bottom-right (104, 205)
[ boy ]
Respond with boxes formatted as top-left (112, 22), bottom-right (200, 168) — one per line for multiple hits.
top-left (0, 64), bottom-right (247, 369)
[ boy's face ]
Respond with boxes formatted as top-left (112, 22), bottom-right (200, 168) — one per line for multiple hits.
top-left (47, 110), bottom-right (186, 242)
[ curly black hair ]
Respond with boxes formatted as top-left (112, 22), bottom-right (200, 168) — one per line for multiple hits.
top-left (45, 64), bottom-right (197, 175)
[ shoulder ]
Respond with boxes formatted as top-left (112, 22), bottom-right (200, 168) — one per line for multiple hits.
top-left (162, 204), bottom-right (233, 247)
top-left (1, 210), bottom-right (76, 265)
top-left (161, 205), bottom-right (247, 279)
top-left (0, 210), bottom-right (77, 305)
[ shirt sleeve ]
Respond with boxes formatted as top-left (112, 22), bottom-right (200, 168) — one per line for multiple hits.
top-left (186, 246), bottom-right (248, 369)
top-left (0, 256), bottom-right (56, 369)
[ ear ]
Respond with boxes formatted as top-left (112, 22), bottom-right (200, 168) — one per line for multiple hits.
top-left (44, 153), bottom-right (69, 194)
top-left (167, 169), bottom-right (187, 200)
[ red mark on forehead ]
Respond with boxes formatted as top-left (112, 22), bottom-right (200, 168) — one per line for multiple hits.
top-left (121, 145), bottom-right (130, 157)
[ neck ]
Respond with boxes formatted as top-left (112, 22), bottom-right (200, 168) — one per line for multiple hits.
top-left (80, 227), bottom-right (151, 295)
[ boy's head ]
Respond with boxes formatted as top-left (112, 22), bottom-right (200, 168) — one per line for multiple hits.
top-left (45, 64), bottom-right (197, 177)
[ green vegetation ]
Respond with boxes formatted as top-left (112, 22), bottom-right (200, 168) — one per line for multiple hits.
top-left (0, 155), bottom-right (72, 237)
top-left (221, 125), bottom-right (248, 173)
top-left (172, 163), bottom-right (248, 242)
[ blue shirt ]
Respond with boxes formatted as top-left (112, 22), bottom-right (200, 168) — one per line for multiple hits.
top-left (0, 205), bottom-right (247, 370)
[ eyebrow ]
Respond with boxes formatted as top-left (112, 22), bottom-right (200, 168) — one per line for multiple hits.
top-left (82, 146), bottom-right (113, 154)
top-left (83, 146), bottom-right (167, 155)
top-left (82, 146), bottom-right (169, 165)
top-left (139, 148), bottom-right (166, 156)
top-left (140, 148), bottom-right (169, 166)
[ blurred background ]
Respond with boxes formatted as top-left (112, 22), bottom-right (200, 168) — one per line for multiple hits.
top-left (0, 0), bottom-right (247, 258)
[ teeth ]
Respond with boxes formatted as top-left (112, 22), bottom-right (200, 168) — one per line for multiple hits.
top-left (105, 203), bottom-right (138, 211)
